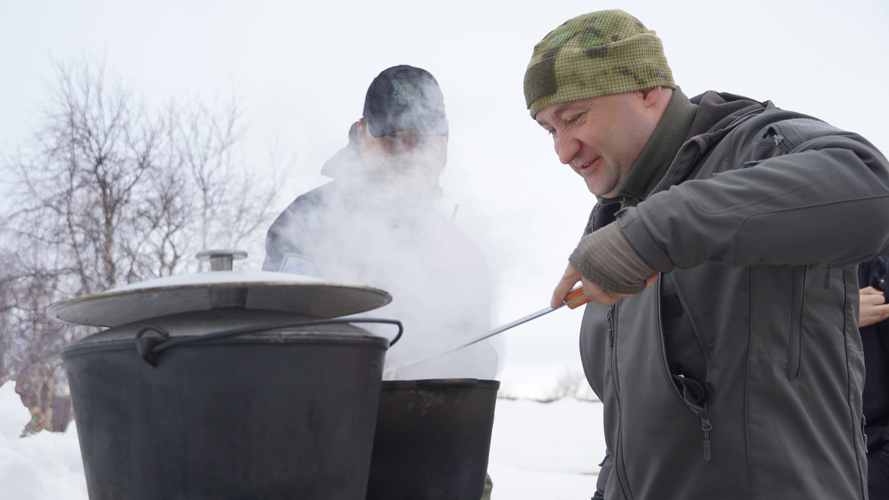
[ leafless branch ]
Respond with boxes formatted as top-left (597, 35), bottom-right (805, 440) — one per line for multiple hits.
top-left (0, 54), bottom-right (286, 431)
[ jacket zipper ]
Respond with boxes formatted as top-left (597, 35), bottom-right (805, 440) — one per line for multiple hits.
top-left (787, 265), bottom-right (806, 380)
top-left (607, 303), bottom-right (633, 499)
top-left (824, 264), bottom-right (833, 290)
top-left (702, 417), bottom-right (713, 462)
top-left (674, 373), bottom-right (714, 462)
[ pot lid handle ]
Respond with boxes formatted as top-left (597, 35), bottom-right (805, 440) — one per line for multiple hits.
top-left (195, 249), bottom-right (248, 271)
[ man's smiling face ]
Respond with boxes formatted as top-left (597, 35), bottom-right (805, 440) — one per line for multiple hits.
top-left (535, 90), bottom-right (659, 198)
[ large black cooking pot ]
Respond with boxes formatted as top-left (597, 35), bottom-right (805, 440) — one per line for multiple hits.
top-left (50, 250), bottom-right (400, 500)
top-left (366, 379), bottom-right (500, 500)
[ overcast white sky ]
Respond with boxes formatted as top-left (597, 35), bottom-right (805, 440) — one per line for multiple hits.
top-left (2, 0), bottom-right (888, 394)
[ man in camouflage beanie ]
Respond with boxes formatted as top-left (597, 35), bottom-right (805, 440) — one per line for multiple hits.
top-left (524, 9), bottom-right (674, 118)
top-left (527, 9), bottom-right (889, 500)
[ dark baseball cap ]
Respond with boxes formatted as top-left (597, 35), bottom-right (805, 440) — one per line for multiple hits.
top-left (363, 65), bottom-right (448, 138)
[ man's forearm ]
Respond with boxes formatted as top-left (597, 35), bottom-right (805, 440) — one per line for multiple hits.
top-left (569, 221), bottom-right (654, 295)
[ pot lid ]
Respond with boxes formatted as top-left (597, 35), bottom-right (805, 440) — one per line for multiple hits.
top-left (47, 249), bottom-right (392, 327)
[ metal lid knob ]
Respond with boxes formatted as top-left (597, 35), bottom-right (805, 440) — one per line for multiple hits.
top-left (195, 249), bottom-right (248, 271)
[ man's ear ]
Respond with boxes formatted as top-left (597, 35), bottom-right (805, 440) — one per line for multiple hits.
top-left (354, 119), bottom-right (369, 145)
top-left (639, 86), bottom-right (662, 108)
top-left (349, 120), bottom-right (360, 143)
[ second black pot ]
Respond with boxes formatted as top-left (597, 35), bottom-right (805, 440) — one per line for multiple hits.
top-left (365, 378), bottom-right (500, 500)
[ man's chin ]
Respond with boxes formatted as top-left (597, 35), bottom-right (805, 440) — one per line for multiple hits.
top-left (378, 171), bottom-right (440, 190)
top-left (585, 180), bottom-right (616, 198)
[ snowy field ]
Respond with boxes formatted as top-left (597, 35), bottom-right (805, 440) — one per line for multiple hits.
top-left (0, 384), bottom-right (87, 500)
top-left (487, 398), bottom-right (605, 499)
top-left (0, 381), bottom-right (605, 500)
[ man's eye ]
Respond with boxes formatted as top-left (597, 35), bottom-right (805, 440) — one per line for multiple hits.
top-left (567, 114), bottom-right (581, 125)
top-left (547, 129), bottom-right (556, 136)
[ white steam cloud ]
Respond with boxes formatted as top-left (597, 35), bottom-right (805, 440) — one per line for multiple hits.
top-left (263, 95), bottom-right (499, 380)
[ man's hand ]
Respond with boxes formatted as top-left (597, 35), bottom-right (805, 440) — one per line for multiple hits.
top-left (860, 286), bottom-right (889, 327)
top-left (551, 263), bottom-right (658, 308)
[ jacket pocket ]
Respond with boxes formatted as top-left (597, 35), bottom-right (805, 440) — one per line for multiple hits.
top-left (786, 265), bottom-right (806, 380)
top-left (660, 273), bottom-right (708, 382)
top-left (658, 274), bottom-right (713, 462)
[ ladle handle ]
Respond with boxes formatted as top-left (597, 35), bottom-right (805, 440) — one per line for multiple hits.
top-left (565, 287), bottom-right (591, 309)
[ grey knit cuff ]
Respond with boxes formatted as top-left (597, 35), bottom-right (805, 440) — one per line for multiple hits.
top-left (568, 222), bottom-right (654, 295)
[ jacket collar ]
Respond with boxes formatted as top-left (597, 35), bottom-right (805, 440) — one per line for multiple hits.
top-left (598, 87), bottom-right (699, 209)
top-left (648, 91), bottom-right (770, 197)
top-left (586, 90), bottom-right (769, 234)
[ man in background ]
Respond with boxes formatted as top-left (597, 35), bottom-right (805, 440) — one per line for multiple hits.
top-left (524, 9), bottom-right (889, 499)
top-left (263, 65), bottom-right (497, 498)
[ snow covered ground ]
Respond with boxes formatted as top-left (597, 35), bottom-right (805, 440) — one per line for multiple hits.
top-left (0, 381), bottom-right (605, 500)
top-left (0, 384), bottom-right (87, 500)
top-left (487, 397), bottom-right (605, 499)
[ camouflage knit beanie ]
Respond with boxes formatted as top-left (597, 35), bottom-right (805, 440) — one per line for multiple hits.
top-left (523, 10), bottom-right (675, 118)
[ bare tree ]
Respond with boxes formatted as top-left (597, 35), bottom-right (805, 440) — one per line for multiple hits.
top-left (0, 249), bottom-right (16, 384)
top-left (0, 55), bottom-right (283, 433)
top-left (174, 97), bottom-right (280, 260)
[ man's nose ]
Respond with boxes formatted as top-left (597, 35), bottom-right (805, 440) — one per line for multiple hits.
top-left (555, 133), bottom-right (579, 165)
top-left (392, 134), bottom-right (424, 153)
